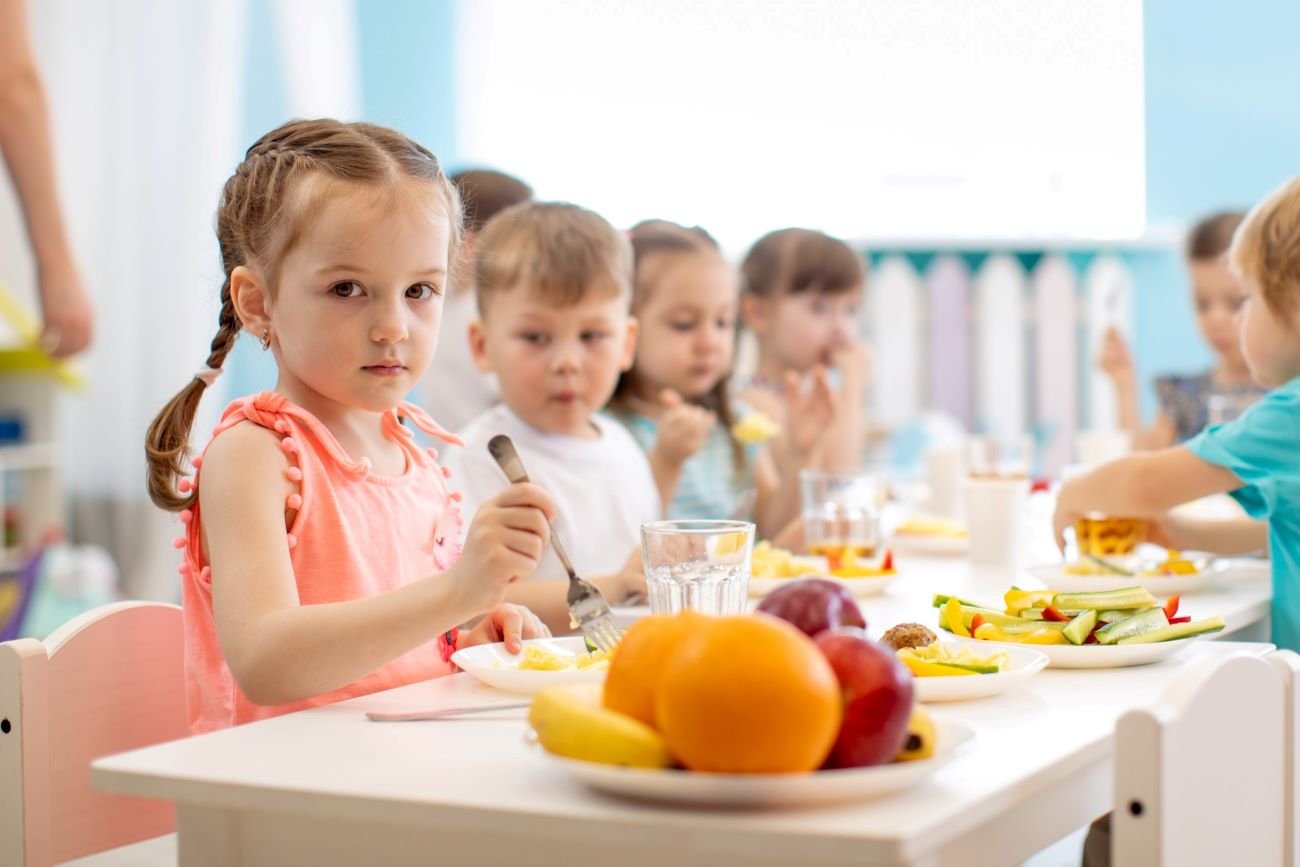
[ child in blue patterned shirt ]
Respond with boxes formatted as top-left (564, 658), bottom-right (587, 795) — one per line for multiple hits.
top-left (608, 220), bottom-right (835, 540)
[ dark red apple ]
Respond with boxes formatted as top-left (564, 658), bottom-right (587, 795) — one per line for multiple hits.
top-left (755, 578), bottom-right (866, 638)
top-left (814, 628), bottom-right (915, 768)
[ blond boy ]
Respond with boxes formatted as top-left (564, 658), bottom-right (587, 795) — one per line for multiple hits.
top-left (445, 202), bottom-right (656, 632)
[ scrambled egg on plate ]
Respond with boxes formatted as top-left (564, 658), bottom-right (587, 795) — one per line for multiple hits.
top-left (513, 645), bottom-right (611, 672)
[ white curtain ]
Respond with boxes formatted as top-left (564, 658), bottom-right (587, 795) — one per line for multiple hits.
top-left (14, 0), bottom-right (249, 599)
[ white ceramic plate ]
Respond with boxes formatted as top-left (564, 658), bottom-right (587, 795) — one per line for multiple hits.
top-left (1219, 559), bottom-right (1271, 584)
top-left (1024, 559), bottom-right (1221, 596)
top-left (450, 636), bottom-right (605, 695)
top-left (748, 572), bottom-right (898, 598)
top-left (948, 632), bottom-right (1210, 669)
top-left (910, 644), bottom-right (1049, 703)
top-left (888, 532), bottom-right (969, 556)
top-left (540, 719), bottom-right (974, 807)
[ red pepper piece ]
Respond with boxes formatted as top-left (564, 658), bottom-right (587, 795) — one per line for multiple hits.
top-left (1163, 595), bottom-right (1181, 620)
top-left (1041, 605), bottom-right (1068, 622)
top-left (881, 549), bottom-right (895, 571)
top-left (1169, 615), bottom-right (1192, 624)
top-left (970, 613), bottom-right (987, 633)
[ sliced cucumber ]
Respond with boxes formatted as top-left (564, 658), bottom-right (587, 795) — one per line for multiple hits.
top-left (1053, 587), bottom-right (1156, 612)
top-left (1096, 608), bottom-right (1169, 645)
top-left (932, 593), bottom-right (990, 609)
top-left (1117, 616), bottom-right (1226, 645)
top-left (1063, 609), bottom-right (1098, 645)
top-left (1018, 608), bottom-right (1046, 621)
top-left (1098, 608), bottom-right (1150, 623)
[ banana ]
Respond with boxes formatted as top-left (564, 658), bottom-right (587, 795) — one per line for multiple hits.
top-left (529, 683), bottom-right (674, 769)
top-left (895, 706), bottom-right (937, 762)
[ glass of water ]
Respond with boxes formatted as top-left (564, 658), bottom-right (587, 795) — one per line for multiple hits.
top-left (641, 520), bottom-right (755, 615)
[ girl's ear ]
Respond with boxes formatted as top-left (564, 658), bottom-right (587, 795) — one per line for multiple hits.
top-left (230, 265), bottom-right (272, 339)
top-left (619, 316), bottom-right (639, 372)
top-left (467, 318), bottom-right (493, 373)
top-left (740, 293), bottom-right (771, 336)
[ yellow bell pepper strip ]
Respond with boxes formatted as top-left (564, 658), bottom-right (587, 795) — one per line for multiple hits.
top-left (944, 598), bottom-right (970, 637)
top-left (1004, 588), bottom-right (1056, 615)
top-left (897, 655), bottom-right (978, 678)
top-left (1013, 627), bottom-right (1069, 645)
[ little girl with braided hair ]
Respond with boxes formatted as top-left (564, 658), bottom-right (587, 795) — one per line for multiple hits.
top-left (145, 119), bottom-right (555, 732)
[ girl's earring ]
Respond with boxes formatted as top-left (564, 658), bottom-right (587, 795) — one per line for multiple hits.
top-left (259, 329), bottom-right (271, 350)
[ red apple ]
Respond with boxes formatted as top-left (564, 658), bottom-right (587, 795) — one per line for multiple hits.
top-left (755, 578), bottom-right (866, 638)
top-left (814, 628), bottom-right (915, 768)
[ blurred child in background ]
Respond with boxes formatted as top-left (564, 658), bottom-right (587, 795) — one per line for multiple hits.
top-left (1099, 211), bottom-right (1269, 448)
top-left (609, 220), bottom-right (834, 540)
top-left (739, 228), bottom-right (871, 472)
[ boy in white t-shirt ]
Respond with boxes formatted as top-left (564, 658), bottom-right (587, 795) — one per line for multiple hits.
top-left (446, 201), bottom-right (657, 632)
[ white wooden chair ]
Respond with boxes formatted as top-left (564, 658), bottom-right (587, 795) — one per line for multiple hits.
top-left (0, 601), bottom-right (187, 865)
top-left (1269, 649), bottom-right (1300, 867)
top-left (1113, 651), bottom-right (1286, 866)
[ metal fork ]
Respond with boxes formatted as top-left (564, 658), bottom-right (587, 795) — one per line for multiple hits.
top-left (487, 435), bottom-right (623, 653)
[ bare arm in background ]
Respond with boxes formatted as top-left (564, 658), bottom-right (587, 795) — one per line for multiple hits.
top-left (1097, 328), bottom-right (1176, 450)
top-left (0, 0), bottom-right (92, 356)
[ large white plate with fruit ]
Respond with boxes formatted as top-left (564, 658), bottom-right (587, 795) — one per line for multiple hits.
top-left (897, 640), bottom-right (1049, 703)
top-left (451, 636), bottom-right (609, 695)
top-left (538, 718), bottom-right (974, 808)
top-left (934, 588), bottom-right (1226, 670)
top-left (1026, 551), bottom-right (1223, 595)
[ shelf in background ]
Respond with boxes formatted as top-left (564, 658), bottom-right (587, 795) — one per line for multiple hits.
top-left (0, 442), bottom-right (57, 471)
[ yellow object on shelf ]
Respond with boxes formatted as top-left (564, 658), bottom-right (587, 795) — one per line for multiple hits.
top-left (0, 282), bottom-right (84, 389)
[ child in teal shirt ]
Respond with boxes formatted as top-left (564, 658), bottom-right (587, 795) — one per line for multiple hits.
top-left (1055, 175), bottom-right (1300, 651)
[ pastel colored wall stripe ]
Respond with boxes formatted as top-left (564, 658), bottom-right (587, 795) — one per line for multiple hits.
top-left (867, 256), bottom-right (923, 428)
top-left (1081, 255), bottom-right (1134, 431)
top-left (925, 255), bottom-right (972, 428)
top-left (972, 254), bottom-right (1028, 439)
top-left (1032, 256), bottom-right (1079, 477)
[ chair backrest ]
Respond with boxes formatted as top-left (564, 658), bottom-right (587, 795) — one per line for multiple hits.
top-left (1113, 652), bottom-right (1286, 867)
top-left (1270, 649), bottom-right (1300, 867)
top-left (0, 601), bottom-right (188, 866)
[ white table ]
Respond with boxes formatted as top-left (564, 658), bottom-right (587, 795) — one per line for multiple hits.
top-left (93, 552), bottom-right (1274, 867)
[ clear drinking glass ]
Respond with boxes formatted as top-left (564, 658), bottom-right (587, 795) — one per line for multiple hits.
top-left (799, 470), bottom-right (884, 570)
top-left (641, 520), bottom-right (755, 615)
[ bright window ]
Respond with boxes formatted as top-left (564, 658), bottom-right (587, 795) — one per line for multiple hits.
top-left (455, 0), bottom-right (1145, 253)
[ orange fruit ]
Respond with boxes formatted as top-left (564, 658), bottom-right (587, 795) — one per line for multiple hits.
top-left (654, 613), bottom-right (842, 774)
top-left (603, 611), bottom-right (703, 728)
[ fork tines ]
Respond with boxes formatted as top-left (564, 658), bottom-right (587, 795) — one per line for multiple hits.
top-left (568, 579), bottom-right (622, 652)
